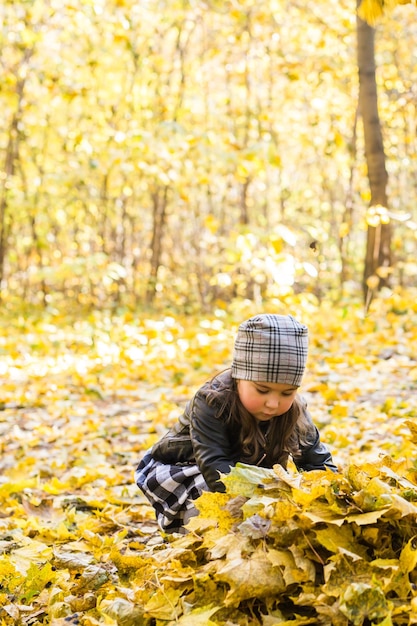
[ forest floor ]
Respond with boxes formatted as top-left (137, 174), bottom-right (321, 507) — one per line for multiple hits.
top-left (1, 292), bottom-right (417, 624)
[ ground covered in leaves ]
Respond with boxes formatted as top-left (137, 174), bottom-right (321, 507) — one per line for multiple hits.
top-left (1, 291), bottom-right (417, 625)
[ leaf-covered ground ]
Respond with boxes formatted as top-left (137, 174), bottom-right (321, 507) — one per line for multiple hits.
top-left (1, 291), bottom-right (417, 625)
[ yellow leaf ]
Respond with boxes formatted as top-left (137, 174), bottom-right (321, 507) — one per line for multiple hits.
top-left (270, 236), bottom-right (283, 254)
top-left (386, 494), bottom-right (417, 518)
top-left (272, 464), bottom-right (302, 489)
top-left (376, 266), bottom-right (393, 278)
top-left (366, 275), bottom-right (380, 290)
top-left (9, 539), bottom-right (52, 575)
top-left (322, 387), bottom-right (338, 403)
top-left (98, 597), bottom-right (147, 624)
top-left (0, 479), bottom-right (37, 498)
top-left (303, 504), bottom-right (345, 526)
top-left (357, 0), bottom-right (384, 25)
top-left (267, 547), bottom-right (315, 585)
top-left (339, 582), bottom-right (389, 624)
top-left (334, 131), bottom-right (345, 147)
top-left (339, 222), bottom-right (350, 238)
top-left (315, 526), bottom-right (368, 558)
top-left (53, 548), bottom-right (95, 570)
top-left (222, 463), bottom-right (276, 497)
top-left (352, 476), bottom-right (411, 519)
top-left (144, 587), bottom-right (183, 620)
top-left (190, 491), bottom-right (235, 536)
top-left (290, 480), bottom-right (328, 508)
top-left (345, 510), bottom-right (388, 525)
top-left (330, 404), bottom-right (349, 417)
top-left (236, 163), bottom-right (249, 179)
top-left (204, 215), bottom-right (220, 234)
top-left (214, 545), bottom-right (285, 606)
top-left (0, 557), bottom-right (24, 591)
top-left (71, 564), bottom-right (110, 593)
top-left (21, 561), bottom-right (56, 601)
top-left (170, 606), bottom-right (219, 625)
top-left (110, 547), bottom-right (155, 576)
top-left (43, 477), bottom-right (69, 494)
top-left (269, 154), bottom-right (282, 167)
top-left (208, 534), bottom-right (244, 561)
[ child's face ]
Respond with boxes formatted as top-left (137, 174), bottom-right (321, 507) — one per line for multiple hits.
top-left (237, 380), bottom-right (298, 422)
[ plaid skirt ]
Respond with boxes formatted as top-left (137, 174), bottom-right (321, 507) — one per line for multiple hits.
top-left (135, 450), bottom-right (209, 533)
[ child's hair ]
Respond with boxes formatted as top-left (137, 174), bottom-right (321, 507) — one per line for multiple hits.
top-left (203, 371), bottom-right (310, 466)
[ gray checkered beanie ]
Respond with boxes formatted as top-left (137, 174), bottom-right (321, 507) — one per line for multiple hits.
top-left (231, 314), bottom-right (308, 386)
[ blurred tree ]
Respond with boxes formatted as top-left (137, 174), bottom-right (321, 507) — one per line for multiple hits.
top-left (356, 0), bottom-right (416, 306)
top-left (0, 39), bottom-right (33, 299)
top-left (0, 0), bottom-right (416, 312)
top-left (356, 3), bottom-right (391, 307)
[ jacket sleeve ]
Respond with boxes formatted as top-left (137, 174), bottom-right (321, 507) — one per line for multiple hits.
top-left (190, 392), bottom-right (236, 492)
top-left (294, 402), bottom-right (338, 473)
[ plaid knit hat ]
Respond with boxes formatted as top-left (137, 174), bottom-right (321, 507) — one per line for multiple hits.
top-left (231, 314), bottom-right (308, 386)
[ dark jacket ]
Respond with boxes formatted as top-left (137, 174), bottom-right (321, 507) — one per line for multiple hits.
top-left (152, 370), bottom-right (337, 491)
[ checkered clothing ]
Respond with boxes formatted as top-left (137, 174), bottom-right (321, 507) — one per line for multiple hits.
top-left (135, 451), bottom-right (208, 534)
top-left (231, 314), bottom-right (308, 386)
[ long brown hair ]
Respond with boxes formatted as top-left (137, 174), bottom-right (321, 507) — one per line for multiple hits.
top-left (204, 370), bottom-right (310, 467)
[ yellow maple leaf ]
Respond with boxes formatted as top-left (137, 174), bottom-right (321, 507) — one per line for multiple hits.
top-left (21, 561), bottom-right (56, 601)
top-left (191, 491), bottom-right (234, 534)
top-left (214, 545), bottom-right (286, 606)
top-left (315, 525), bottom-right (368, 559)
top-left (222, 463), bottom-right (277, 497)
top-left (169, 605), bottom-right (219, 625)
top-left (399, 536), bottom-right (417, 574)
top-left (144, 586), bottom-right (183, 620)
top-left (98, 597), bottom-right (147, 624)
top-left (110, 547), bottom-right (156, 576)
top-left (339, 582), bottom-right (389, 624)
top-left (9, 539), bottom-right (53, 576)
top-left (267, 547), bottom-right (314, 586)
top-left (0, 557), bottom-right (24, 591)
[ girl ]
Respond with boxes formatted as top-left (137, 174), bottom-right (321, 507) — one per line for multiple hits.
top-left (135, 314), bottom-right (337, 533)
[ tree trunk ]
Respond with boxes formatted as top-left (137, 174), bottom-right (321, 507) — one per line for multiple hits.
top-left (0, 118), bottom-right (17, 298)
top-left (339, 106), bottom-right (358, 293)
top-left (356, 7), bottom-right (391, 306)
top-left (145, 186), bottom-right (169, 304)
top-left (0, 44), bottom-right (33, 300)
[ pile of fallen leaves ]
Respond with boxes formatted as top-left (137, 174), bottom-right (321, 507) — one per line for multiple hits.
top-left (124, 449), bottom-right (417, 626)
top-left (1, 290), bottom-right (417, 625)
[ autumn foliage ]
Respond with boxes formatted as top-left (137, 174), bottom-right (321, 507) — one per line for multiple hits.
top-left (1, 290), bottom-right (417, 624)
top-left (1, 0), bottom-right (417, 622)
top-left (1, 0), bottom-right (417, 311)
